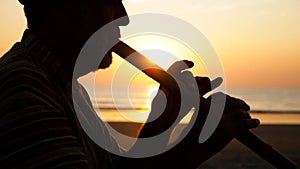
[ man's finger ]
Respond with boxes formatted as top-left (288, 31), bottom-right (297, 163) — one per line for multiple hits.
top-left (196, 77), bottom-right (211, 96)
top-left (210, 77), bottom-right (223, 90)
top-left (242, 110), bottom-right (252, 119)
top-left (167, 60), bottom-right (194, 76)
top-left (196, 77), bottom-right (223, 96)
top-left (179, 71), bottom-right (199, 93)
top-left (226, 95), bottom-right (251, 112)
top-left (236, 119), bottom-right (260, 131)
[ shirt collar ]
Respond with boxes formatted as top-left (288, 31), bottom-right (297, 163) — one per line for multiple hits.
top-left (21, 29), bottom-right (71, 92)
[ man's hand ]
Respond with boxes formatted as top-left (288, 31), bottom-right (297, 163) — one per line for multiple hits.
top-left (144, 92), bottom-right (260, 169)
top-left (144, 61), bottom-right (259, 168)
top-left (139, 60), bottom-right (222, 139)
top-left (198, 93), bottom-right (260, 155)
top-left (139, 60), bottom-right (200, 137)
top-left (136, 60), bottom-right (260, 169)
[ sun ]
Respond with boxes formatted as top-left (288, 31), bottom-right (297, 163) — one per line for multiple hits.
top-left (121, 34), bottom-right (208, 76)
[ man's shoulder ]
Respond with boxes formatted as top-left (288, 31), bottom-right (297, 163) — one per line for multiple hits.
top-left (1, 42), bottom-right (50, 86)
top-left (0, 43), bottom-right (64, 110)
top-left (1, 42), bottom-right (36, 72)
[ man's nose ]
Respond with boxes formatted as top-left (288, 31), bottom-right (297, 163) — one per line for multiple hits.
top-left (113, 2), bottom-right (129, 26)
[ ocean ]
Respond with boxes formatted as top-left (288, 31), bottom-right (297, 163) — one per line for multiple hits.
top-left (82, 85), bottom-right (300, 124)
top-left (84, 85), bottom-right (300, 111)
top-left (227, 87), bottom-right (300, 112)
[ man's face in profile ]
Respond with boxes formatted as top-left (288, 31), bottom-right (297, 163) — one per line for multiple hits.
top-left (78, 0), bottom-right (128, 69)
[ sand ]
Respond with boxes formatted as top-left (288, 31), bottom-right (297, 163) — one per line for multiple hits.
top-left (199, 125), bottom-right (299, 169)
top-left (108, 123), bottom-right (299, 169)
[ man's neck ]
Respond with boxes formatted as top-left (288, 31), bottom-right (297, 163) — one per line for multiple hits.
top-left (31, 28), bottom-right (84, 83)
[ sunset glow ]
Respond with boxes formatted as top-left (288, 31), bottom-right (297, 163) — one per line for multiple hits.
top-left (1, 0), bottom-right (300, 88)
top-left (122, 34), bottom-right (208, 74)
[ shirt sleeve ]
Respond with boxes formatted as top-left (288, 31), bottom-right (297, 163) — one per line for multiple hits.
top-left (0, 54), bottom-right (90, 169)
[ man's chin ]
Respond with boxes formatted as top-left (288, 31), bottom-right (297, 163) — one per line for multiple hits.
top-left (97, 52), bottom-right (113, 69)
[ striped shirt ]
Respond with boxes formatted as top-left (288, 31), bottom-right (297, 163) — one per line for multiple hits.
top-left (0, 30), bottom-right (120, 169)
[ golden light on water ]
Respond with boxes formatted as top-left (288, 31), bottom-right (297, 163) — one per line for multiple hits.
top-left (96, 85), bottom-right (159, 123)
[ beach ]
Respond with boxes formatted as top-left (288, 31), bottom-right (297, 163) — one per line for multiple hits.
top-left (90, 85), bottom-right (300, 168)
top-left (108, 122), bottom-right (300, 169)
top-left (199, 125), bottom-right (299, 169)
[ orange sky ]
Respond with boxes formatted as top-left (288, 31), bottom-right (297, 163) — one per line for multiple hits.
top-left (1, 0), bottom-right (300, 88)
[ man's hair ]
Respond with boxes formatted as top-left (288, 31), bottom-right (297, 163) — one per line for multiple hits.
top-left (23, 2), bottom-right (51, 28)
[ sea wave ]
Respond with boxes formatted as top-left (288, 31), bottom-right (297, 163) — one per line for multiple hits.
top-left (84, 85), bottom-right (300, 112)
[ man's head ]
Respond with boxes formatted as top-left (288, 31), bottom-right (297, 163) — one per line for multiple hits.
top-left (19, 0), bottom-right (129, 70)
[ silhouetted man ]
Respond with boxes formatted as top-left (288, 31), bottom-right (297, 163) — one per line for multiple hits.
top-left (0, 0), bottom-right (259, 168)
